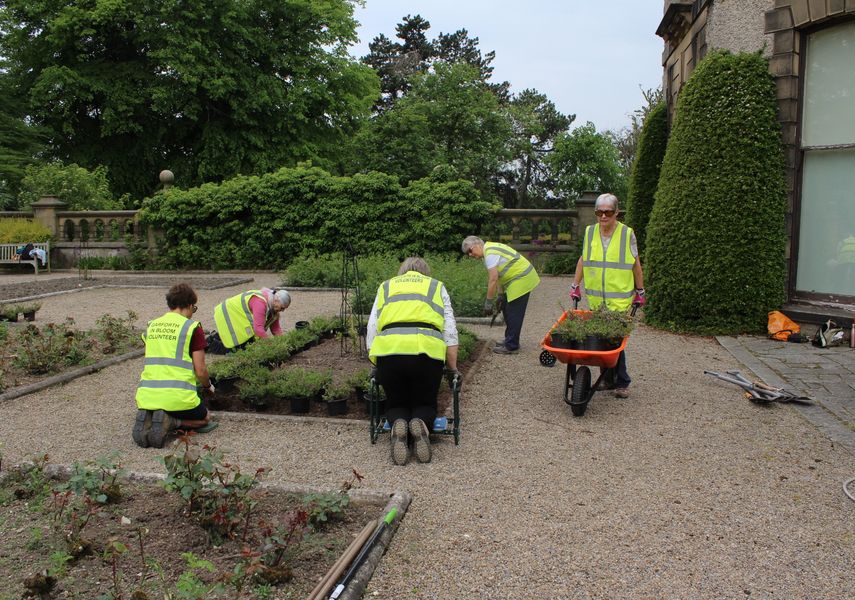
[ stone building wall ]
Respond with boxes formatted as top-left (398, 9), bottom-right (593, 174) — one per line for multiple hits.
top-left (706, 0), bottom-right (775, 57)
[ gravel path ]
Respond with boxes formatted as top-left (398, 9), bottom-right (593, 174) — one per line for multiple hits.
top-left (0, 275), bottom-right (852, 598)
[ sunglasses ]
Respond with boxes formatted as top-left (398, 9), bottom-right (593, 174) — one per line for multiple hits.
top-left (594, 209), bottom-right (616, 217)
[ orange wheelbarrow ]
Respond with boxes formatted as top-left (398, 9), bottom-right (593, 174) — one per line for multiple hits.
top-left (539, 308), bottom-right (631, 417)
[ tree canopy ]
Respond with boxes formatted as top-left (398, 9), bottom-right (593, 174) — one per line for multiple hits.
top-left (548, 123), bottom-right (627, 204)
top-left (0, 0), bottom-right (379, 201)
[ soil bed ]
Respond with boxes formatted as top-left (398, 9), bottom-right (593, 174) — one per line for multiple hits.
top-left (0, 474), bottom-right (380, 598)
top-left (210, 337), bottom-right (485, 420)
top-left (0, 276), bottom-right (250, 302)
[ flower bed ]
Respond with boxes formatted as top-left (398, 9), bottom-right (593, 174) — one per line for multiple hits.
top-left (0, 440), bottom-right (384, 599)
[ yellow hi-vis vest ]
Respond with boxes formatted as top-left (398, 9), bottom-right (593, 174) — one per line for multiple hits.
top-left (368, 271), bottom-right (447, 364)
top-left (839, 236), bottom-right (855, 264)
top-left (214, 290), bottom-right (266, 349)
top-left (136, 312), bottom-right (201, 411)
top-left (484, 242), bottom-right (541, 302)
top-left (582, 222), bottom-right (636, 311)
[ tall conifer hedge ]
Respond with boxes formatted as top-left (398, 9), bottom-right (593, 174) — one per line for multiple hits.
top-left (644, 51), bottom-right (787, 334)
top-left (624, 102), bottom-right (668, 258)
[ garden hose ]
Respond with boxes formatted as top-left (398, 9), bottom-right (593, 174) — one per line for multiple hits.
top-left (844, 477), bottom-right (855, 503)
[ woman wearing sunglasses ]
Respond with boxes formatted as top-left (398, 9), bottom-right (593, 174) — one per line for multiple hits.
top-left (569, 193), bottom-right (646, 398)
top-left (133, 282), bottom-right (217, 448)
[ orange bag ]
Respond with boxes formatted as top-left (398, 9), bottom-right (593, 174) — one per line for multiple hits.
top-left (767, 310), bottom-right (800, 341)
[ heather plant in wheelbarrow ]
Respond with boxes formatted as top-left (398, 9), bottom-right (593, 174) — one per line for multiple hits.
top-left (550, 307), bottom-right (634, 350)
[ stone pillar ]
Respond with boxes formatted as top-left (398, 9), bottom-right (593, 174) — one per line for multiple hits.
top-left (31, 195), bottom-right (66, 238)
top-left (576, 191), bottom-right (599, 237)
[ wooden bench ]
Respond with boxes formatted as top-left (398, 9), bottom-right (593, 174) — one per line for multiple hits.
top-left (0, 242), bottom-right (51, 274)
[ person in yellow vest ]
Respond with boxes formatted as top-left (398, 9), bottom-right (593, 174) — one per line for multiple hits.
top-left (133, 283), bottom-right (217, 448)
top-left (213, 288), bottom-right (291, 350)
top-left (367, 257), bottom-right (459, 465)
top-left (461, 235), bottom-right (541, 354)
top-left (570, 193), bottom-right (646, 399)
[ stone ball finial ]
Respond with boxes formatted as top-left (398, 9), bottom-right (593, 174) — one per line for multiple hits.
top-left (159, 170), bottom-right (175, 186)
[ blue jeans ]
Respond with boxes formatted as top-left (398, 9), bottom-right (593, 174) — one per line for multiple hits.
top-left (502, 292), bottom-right (530, 351)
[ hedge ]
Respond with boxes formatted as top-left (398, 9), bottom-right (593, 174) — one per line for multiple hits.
top-left (139, 165), bottom-right (497, 270)
top-left (644, 51), bottom-right (787, 334)
top-left (624, 102), bottom-right (668, 258)
top-left (0, 218), bottom-right (52, 243)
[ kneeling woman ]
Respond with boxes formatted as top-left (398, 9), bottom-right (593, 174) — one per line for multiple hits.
top-left (133, 283), bottom-right (217, 448)
top-left (367, 257), bottom-right (459, 465)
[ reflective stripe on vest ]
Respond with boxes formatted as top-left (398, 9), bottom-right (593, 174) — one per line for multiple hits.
top-left (582, 223), bottom-right (635, 311)
top-left (214, 290), bottom-right (265, 348)
top-left (136, 312), bottom-right (201, 411)
top-left (484, 242), bottom-right (540, 302)
top-left (369, 272), bottom-right (447, 363)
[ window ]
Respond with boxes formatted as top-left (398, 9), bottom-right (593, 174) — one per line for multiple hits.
top-left (796, 21), bottom-right (855, 298)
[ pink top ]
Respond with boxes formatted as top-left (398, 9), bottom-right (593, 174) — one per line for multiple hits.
top-left (248, 291), bottom-right (283, 338)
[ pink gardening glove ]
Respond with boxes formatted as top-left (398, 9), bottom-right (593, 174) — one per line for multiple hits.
top-left (633, 289), bottom-right (646, 307)
top-left (569, 284), bottom-right (582, 304)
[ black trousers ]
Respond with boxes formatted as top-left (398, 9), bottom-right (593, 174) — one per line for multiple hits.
top-left (377, 354), bottom-right (444, 426)
top-left (502, 292), bottom-right (531, 351)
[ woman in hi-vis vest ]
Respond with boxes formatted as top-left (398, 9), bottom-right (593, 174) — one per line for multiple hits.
top-left (366, 257), bottom-right (459, 466)
top-left (570, 193), bottom-right (646, 399)
top-left (134, 283), bottom-right (217, 448)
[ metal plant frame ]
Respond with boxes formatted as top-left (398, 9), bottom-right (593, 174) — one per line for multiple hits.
top-left (340, 243), bottom-right (366, 358)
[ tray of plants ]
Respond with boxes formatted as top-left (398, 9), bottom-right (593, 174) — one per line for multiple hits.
top-left (539, 304), bottom-right (636, 417)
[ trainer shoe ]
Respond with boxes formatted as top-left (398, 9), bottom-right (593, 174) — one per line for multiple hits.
top-left (148, 410), bottom-right (174, 449)
top-left (409, 418), bottom-right (432, 463)
top-left (194, 421), bottom-right (219, 434)
top-left (492, 345), bottom-right (519, 355)
top-left (132, 409), bottom-right (152, 448)
top-left (390, 419), bottom-right (409, 466)
top-left (614, 388), bottom-right (629, 399)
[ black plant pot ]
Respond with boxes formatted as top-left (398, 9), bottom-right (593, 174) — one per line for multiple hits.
top-left (290, 396), bottom-right (310, 413)
top-left (23, 311), bottom-right (36, 322)
top-left (549, 332), bottom-right (574, 349)
top-left (326, 398), bottom-right (348, 416)
top-left (211, 375), bottom-right (238, 395)
top-left (295, 321), bottom-right (310, 330)
top-left (582, 336), bottom-right (621, 351)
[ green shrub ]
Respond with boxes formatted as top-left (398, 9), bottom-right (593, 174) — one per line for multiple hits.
top-left (268, 368), bottom-right (331, 399)
top-left (644, 51), bottom-right (787, 334)
top-left (284, 253), bottom-right (487, 317)
top-left (457, 327), bottom-right (478, 363)
top-left (0, 218), bottom-right (52, 243)
top-left (17, 162), bottom-right (121, 211)
top-left (624, 102), bottom-right (668, 258)
top-left (140, 165), bottom-right (497, 269)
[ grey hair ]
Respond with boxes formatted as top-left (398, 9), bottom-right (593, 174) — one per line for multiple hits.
top-left (461, 235), bottom-right (484, 254)
top-left (272, 289), bottom-right (291, 308)
top-left (595, 193), bottom-right (619, 211)
top-left (398, 256), bottom-right (431, 276)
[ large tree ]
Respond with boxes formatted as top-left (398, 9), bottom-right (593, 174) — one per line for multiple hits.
top-left (548, 123), bottom-right (627, 205)
top-left (0, 0), bottom-right (379, 201)
top-left (497, 89), bottom-right (574, 208)
top-left (0, 77), bottom-right (47, 209)
top-left (362, 14), bottom-right (506, 110)
top-left (348, 62), bottom-right (511, 195)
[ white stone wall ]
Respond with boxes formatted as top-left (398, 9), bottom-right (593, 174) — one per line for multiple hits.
top-left (706, 0), bottom-right (776, 57)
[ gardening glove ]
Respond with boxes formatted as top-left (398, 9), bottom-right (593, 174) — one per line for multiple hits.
top-left (203, 383), bottom-right (216, 396)
top-left (569, 283), bottom-right (582, 303)
top-left (632, 288), bottom-right (646, 307)
top-left (445, 368), bottom-right (462, 390)
top-left (370, 367), bottom-right (378, 383)
top-left (483, 298), bottom-right (494, 316)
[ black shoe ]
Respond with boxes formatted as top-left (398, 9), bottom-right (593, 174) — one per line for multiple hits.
top-left (132, 409), bottom-right (152, 448)
top-left (492, 345), bottom-right (519, 355)
top-left (148, 410), bottom-right (174, 449)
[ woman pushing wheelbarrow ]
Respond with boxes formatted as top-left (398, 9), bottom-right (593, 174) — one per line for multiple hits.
top-left (541, 193), bottom-right (645, 416)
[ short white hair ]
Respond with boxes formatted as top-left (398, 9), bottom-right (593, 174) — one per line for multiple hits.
top-left (461, 235), bottom-right (484, 254)
top-left (595, 193), bottom-right (619, 211)
top-left (272, 289), bottom-right (291, 308)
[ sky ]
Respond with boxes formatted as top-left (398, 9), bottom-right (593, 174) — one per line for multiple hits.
top-left (349, 0), bottom-right (665, 133)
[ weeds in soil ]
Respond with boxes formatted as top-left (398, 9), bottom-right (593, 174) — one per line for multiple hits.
top-left (12, 319), bottom-right (89, 375)
top-left (49, 490), bottom-right (98, 557)
top-left (159, 434), bottom-right (265, 544)
top-left (4, 453), bottom-right (51, 503)
top-left (303, 469), bottom-right (364, 529)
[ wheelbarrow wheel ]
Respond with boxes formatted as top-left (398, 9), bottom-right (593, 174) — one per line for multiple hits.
top-left (570, 366), bottom-right (591, 417)
top-left (539, 350), bottom-right (556, 367)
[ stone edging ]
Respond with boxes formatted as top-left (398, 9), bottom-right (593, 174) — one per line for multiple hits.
top-left (0, 347), bottom-right (145, 404)
top-left (34, 464), bottom-right (412, 600)
top-left (215, 411), bottom-right (370, 428)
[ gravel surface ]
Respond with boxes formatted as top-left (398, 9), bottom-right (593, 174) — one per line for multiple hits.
top-left (0, 274), bottom-right (252, 302)
top-left (0, 274), bottom-right (853, 598)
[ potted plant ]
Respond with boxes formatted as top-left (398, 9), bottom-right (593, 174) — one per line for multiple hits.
top-left (550, 307), bottom-right (633, 351)
top-left (308, 315), bottom-right (342, 340)
top-left (236, 366), bottom-right (273, 409)
top-left (322, 383), bottom-right (352, 416)
top-left (269, 368), bottom-right (331, 413)
top-left (347, 369), bottom-right (372, 405)
top-left (208, 357), bottom-right (246, 395)
top-left (20, 302), bottom-right (41, 322)
top-left (0, 305), bottom-right (18, 322)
